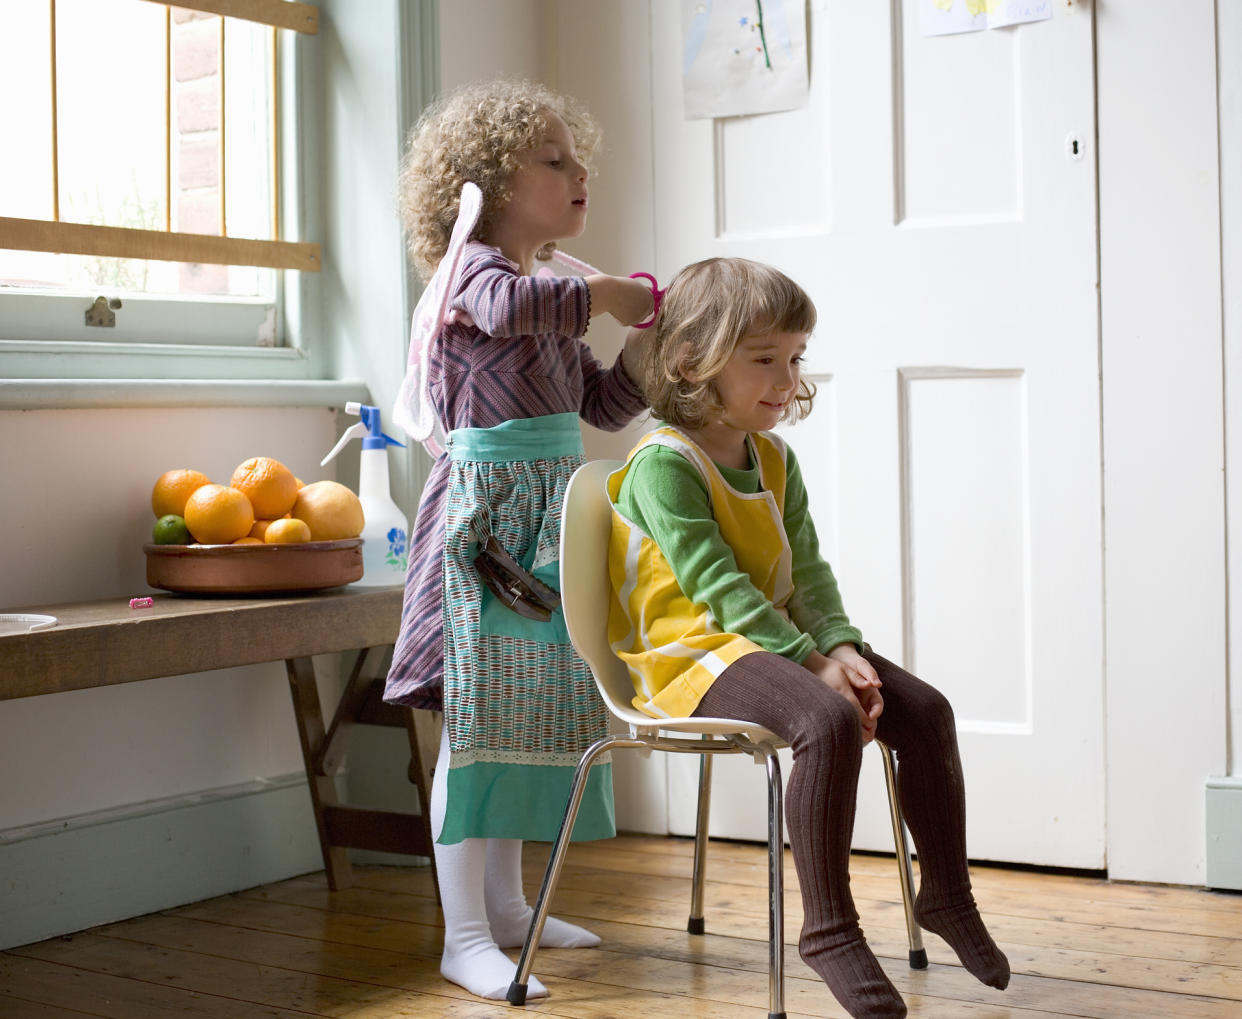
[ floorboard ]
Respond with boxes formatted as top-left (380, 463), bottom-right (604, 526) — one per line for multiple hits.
top-left (1, 835), bottom-right (1237, 1018)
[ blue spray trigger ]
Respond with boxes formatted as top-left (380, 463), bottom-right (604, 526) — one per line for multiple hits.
top-left (354, 403), bottom-right (406, 451)
top-left (355, 405), bottom-right (407, 449)
top-left (322, 402), bottom-right (405, 466)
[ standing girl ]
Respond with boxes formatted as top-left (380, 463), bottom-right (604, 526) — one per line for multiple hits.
top-left (385, 79), bottom-right (653, 1001)
top-left (608, 258), bottom-right (1009, 1018)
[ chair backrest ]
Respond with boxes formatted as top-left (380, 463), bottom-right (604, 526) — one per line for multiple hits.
top-left (559, 459), bottom-right (657, 726)
top-left (561, 458), bottom-right (781, 740)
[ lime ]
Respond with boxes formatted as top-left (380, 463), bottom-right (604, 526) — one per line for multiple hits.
top-left (153, 514), bottom-right (192, 545)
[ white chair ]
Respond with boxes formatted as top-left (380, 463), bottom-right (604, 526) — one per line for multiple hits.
top-left (507, 460), bottom-right (926, 1018)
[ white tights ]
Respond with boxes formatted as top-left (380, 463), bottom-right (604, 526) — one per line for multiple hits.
top-left (431, 719), bottom-right (599, 1000)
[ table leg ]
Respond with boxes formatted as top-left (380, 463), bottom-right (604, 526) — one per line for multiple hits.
top-left (286, 650), bottom-right (438, 894)
top-left (286, 654), bottom-right (353, 889)
top-left (407, 706), bottom-right (442, 903)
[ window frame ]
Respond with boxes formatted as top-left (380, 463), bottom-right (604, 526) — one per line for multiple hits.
top-left (0, 2), bottom-right (326, 384)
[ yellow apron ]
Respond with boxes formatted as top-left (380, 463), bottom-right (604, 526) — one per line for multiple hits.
top-left (607, 426), bottom-right (794, 718)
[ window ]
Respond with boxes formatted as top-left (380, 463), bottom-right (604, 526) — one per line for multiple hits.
top-left (0, 0), bottom-right (321, 376)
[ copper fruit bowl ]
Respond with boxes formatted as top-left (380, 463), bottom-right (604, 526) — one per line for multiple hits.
top-left (144, 539), bottom-right (364, 594)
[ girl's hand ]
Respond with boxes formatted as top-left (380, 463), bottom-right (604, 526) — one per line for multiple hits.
top-left (585, 274), bottom-right (656, 326)
top-left (619, 326), bottom-right (645, 382)
top-left (827, 643), bottom-right (881, 691)
top-left (805, 650), bottom-right (884, 742)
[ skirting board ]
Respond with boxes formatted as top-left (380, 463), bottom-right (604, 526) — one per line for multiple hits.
top-left (0, 773), bottom-right (327, 952)
top-left (1206, 776), bottom-right (1242, 890)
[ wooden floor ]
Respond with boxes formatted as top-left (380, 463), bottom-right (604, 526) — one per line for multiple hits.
top-left (1, 834), bottom-right (1238, 1018)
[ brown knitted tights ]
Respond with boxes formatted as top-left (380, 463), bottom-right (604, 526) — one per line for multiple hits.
top-left (693, 649), bottom-right (1009, 1019)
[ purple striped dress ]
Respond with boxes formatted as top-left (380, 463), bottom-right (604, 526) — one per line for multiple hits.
top-left (384, 243), bottom-right (647, 712)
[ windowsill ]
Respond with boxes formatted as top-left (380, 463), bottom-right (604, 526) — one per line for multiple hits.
top-left (0, 377), bottom-right (371, 410)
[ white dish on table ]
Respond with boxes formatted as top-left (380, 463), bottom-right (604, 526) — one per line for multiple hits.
top-left (0, 614), bottom-right (58, 636)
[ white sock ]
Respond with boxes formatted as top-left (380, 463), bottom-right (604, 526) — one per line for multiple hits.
top-left (484, 838), bottom-right (602, 949)
top-left (431, 720), bottom-right (547, 1000)
top-left (434, 837), bottom-right (548, 999)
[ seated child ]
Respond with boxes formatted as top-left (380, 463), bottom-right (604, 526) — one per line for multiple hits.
top-left (606, 257), bottom-right (1010, 1019)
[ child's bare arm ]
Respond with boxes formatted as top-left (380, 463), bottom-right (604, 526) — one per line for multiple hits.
top-left (585, 274), bottom-right (655, 326)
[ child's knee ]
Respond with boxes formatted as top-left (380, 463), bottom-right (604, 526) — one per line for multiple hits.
top-left (920, 684), bottom-right (956, 738)
top-left (795, 695), bottom-right (863, 759)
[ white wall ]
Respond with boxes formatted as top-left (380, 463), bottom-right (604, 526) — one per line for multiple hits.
top-left (439, 0), bottom-right (544, 89)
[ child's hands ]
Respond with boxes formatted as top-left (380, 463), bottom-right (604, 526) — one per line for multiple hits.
top-left (585, 274), bottom-right (656, 326)
top-left (827, 643), bottom-right (881, 689)
top-left (805, 649), bottom-right (884, 742)
top-left (619, 326), bottom-right (646, 382)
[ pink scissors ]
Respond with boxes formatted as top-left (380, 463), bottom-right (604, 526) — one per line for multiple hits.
top-left (628, 272), bottom-right (663, 329)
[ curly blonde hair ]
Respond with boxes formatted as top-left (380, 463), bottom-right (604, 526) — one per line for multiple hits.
top-left (398, 78), bottom-right (601, 280)
top-left (643, 258), bottom-right (818, 430)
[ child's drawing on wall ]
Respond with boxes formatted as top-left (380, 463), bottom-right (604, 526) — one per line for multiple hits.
top-left (920, 0), bottom-right (1052, 37)
top-left (682, 0), bottom-right (808, 119)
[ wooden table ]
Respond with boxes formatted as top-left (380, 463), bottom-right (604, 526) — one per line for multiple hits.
top-left (0, 587), bottom-right (438, 892)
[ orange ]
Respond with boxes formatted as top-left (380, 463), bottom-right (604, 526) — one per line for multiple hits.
top-left (232, 536), bottom-right (263, 545)
top-left (230, 457), bottom-right (299, 519)
top-left (183, 484), bottom-right (256, 544)
top-left (151, 468), bottom-right (211, 518)
top-left (249, 518), bottom-right (278, 540)
top-left (264, 517), bottom-right (312, 544)
top-left (291, 480), bottom-right (365, 540)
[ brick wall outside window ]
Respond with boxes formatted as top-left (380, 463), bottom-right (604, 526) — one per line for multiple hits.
top-left (173, 10), bottom-right (226, 293)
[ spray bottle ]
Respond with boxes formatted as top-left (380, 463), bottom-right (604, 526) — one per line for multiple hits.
top-left (321, 402), bottom-right (409, 586)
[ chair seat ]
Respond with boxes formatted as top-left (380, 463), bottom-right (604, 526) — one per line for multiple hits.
top-left (622, 712), bottom-right (785, 748)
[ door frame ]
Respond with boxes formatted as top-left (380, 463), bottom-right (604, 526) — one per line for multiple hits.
top-left (1098, 0), bottom-right (1228, 886)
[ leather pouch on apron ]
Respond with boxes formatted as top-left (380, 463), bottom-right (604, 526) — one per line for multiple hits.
top-left (473, 534), bottom-right (562, 622)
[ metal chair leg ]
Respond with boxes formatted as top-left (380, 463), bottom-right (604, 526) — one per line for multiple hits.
top-left (761, 743), bottom-right (787, 1019)
top-left (878, 741), bottom-right (928, 969)
top-left (508, 732), bottom-right (644, 1005)
top-left (688, 745), bottom-right (714, 935)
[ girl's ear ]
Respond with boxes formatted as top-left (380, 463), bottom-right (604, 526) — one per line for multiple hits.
top-left (675, 342), bottom-right (701, 382)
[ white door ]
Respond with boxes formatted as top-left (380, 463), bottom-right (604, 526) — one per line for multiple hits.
top-left (654, 1), bottom-right (1103, 868)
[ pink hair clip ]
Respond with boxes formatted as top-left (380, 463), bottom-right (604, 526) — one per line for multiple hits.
top-left (129, 596), bottom-right (154, 609)
top-left (629, 272), bottom-right (664, 329)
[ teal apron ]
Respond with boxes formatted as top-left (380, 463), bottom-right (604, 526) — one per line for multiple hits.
top-left (438, 412), bottom-right (614, 844)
